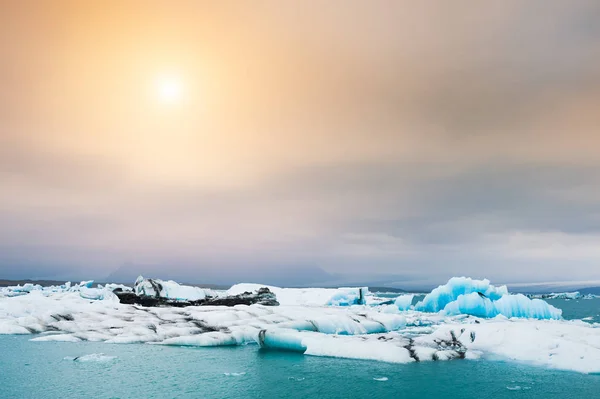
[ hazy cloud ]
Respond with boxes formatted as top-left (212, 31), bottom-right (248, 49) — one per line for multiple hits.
top-left (1, 1), bottom-right (599, 286)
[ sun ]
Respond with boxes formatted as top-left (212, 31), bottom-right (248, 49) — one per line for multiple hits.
top-left (156, 75), bottom-right (183, 104)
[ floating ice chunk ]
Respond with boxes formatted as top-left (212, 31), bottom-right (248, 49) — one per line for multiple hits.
top-left (227, 284), bottom-right (372, 307)
top-left (442, 292), bottom-right (561, 319)
top-left (258, 329), bottom-right (307, 352)
top-left (416, 277), bottom-right (508, 313)
top-left (492, 294), bottom-right (561, 319)
top-left (31, 334), bottom-right (82, 342)
top-left (528, 292), bottom-right (583, 300)
top-left (415, 277), bottom-right (560, 320)
top-left (134, 276), bottom-right (207, 301)
top-left (2, 276), bottom-right (600, 374)
top-left (79, 287), bottom-right (118, 302)
top-left (258, 329), bottom-right (418, 363)
top-left (423, 319), bottom-right (600, 374)
top-left (103, 283), bottom-right (132, 292)
top-left (79, 280), bottom-right (94, 289)
top-left (394, 294), bottom-right (414, 311)
top-left (325, 288), bottom-right (368, 306)
top-left (161, 332), bottom-right (241, 347)
top-left (66, 353), bottom-right (116, 362)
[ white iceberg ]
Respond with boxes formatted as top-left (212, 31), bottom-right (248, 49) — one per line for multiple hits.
top-left (79, 286), bottom-right (119, 302)
top-left (394, 294), bottom-right (414, 311)
top-left (0, 280), bottom-right (129, 301)
top-left (227, 283), bottom-right (368, 307)
top-left (134, 276), bottom-right (209, 301)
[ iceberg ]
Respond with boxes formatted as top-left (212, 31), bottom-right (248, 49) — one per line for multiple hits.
top-left (1, 275), bottom-right (599, 374)
top-left (79, 286), bottom-right (118, 302)
top-left (443, 292), bottom-right (561, 319)
top-left (415, 277), bottom-right (561, 320)
top-left (0, 280), bottom-right (131, 300)
top-left (416, 277), bottom-right (508, 312)
top-left (134, 276), bottom-right (208, 301)
top-left (325, 287), bottom-right (368, 306)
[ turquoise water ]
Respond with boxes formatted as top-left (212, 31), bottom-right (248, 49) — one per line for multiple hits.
top-left (545, 298), bottom-right (600, 322)
top-left (2, 299), bottom-right (600, 399)
top-left (2, 335), bottom-right (600, 399)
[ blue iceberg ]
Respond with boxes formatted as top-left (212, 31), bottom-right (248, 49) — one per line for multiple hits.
top-left (416, 277), bottom-right (508, 313)
top-left (415, 277), bottom-right (561, 320)
top-left (325, 287), bottom-right (368, 306)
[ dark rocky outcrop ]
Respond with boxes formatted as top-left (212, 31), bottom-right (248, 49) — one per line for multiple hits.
top-left (203, 288), bottom-right (279, 306)
top-left (113, 287), bottom-right (279, 308)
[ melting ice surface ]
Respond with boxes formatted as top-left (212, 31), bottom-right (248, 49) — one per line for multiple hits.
top-left (1, 276), bottom-right (599, 374)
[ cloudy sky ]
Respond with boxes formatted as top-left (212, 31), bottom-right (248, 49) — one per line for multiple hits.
top-left (1, 1), bottom-right (599, 287)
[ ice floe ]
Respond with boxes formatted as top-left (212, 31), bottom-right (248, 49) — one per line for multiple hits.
top-left (227, 284), bottom-right (368, 307)
top-left (64, 353), bottom-right (117, 362)
top-left (134, 276), bottom-right (212, 302)
top-left (1, 276), bottom-right (600, 374)
top-left (528, 292), bottom-right (598, 300)
top-left (0, 280), bottom-right (132, 302)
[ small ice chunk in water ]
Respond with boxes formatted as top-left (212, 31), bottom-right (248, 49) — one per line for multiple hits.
top-left (66, 353), bottom-right (116, 362)
top-left (373, 377), bottom-right (389, 382)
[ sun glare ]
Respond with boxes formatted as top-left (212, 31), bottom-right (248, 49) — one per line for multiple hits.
top-left (156, 75), bottom-right (183, 104)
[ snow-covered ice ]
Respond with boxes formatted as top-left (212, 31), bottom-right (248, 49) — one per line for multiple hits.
top-left (394, 294), bottom-right (414, 311)
top-left (528, 292), bottom-right (599, 300)
top-left (227, 284), bottom-right (367, 307)
top-left (1, 276), bottom-right (599, 374)
top-left (134, 276), bottom-right (213, 301)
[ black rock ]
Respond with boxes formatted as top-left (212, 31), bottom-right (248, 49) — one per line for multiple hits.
top-left (203, 288), bottom-right (279, 307)
top-left (113, 287), bottom-right (279, 308)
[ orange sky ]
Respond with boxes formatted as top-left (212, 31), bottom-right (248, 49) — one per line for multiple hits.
top-left (1, 1), bottom-right (600, 286)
